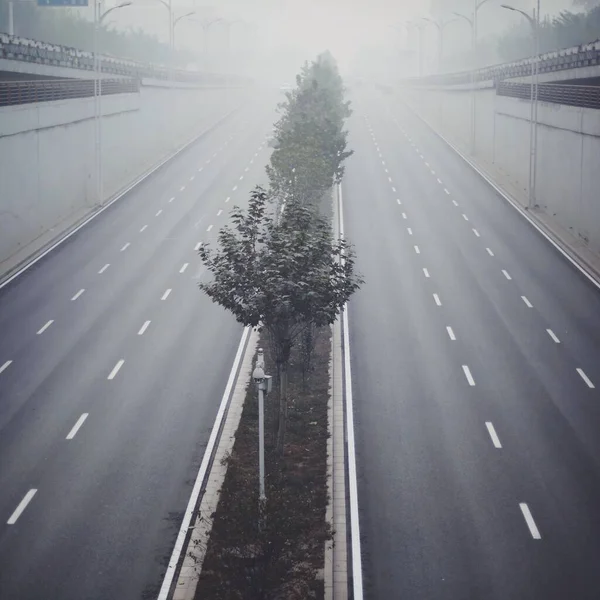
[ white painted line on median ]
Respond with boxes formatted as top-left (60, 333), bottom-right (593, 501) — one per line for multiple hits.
top-left (407, 227), bottom-right (413, 235)
top-left (577, 368), bottom-right (595, 388)
top-left (452, 200), bottom-right (459, 206)
top-left (444, 188), bottom-right (450, 194)
top-left (519, 503), bottom-right (541, 539)
top-left (71, 289), bottom-right (85, 301)
top-left (414, 245), bottom-right (420, 254)
top-left (433, 293), bottom-right (442, 306)
top-left (98, 264), bottom-right (110, 274)
top-left (446, 326), bottom-right (456, 340)
top-left (485, 422), bottom-right (502, 448)
top-left (547, 329), bottom-right (560, 343)
top-left (7, 489), bottom-right (37, 525)
top-left (521, 296), bottom-right (533, 308)
top-left (161, 288), bottom-right (172, 300)
top-left (207, 224), bottom-right (213, 232)
top-left (156, 326), bottom-right (251, 600)
top-left (138, 320), bottom-right (151, 335)
top-left (337, 183), bottom-right (364, 600)
top-left (180, 185), bottom-right (186, 192)
top-left (194, 242), bottom-right (201, 251)
top-left (107, 359), bottom-right (125, 380)
top-left (180, 263), bottom-right (189, 273)
top-left (382, 160), bottom-right (386, 166)
top-left (502, 270), bottom-right (512, 280)
top-left (140, 225), bottom-right (148, 233)
top-left (217, 209), bottom-right (223, 217)
top-left (462, 365), bottom-right (476, 386)
top-left (36, 320), bottom-right (54, 335)
top-left (120, 242), bottom-right (130, 252)
top-left (473, 228), bottom-right (480, 237)
top-left (156, 209), bottom-right (163, 217)
top-left (66, 413), bottom-right (89, 440)
top-left (0, 360), bottom-right (12, 375)
top-left (423, 268), bottom-right (430, 278)
top-left (486, 247), bottom-right (494, 256)
top-left (232, 185), bottom-right (238, 192)
top-left (462, 214), bottom-right (469, 221)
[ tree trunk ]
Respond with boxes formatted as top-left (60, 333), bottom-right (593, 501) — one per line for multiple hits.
top-left (276, 361), bottom-right (288, 455)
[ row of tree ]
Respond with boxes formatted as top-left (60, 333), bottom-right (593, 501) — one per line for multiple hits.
top-left (199, 52), bottom-right (362, 453)
top-left (498, 3), bottom-right (600, 62)
top-left (0, 0), bottom-right (191, 66)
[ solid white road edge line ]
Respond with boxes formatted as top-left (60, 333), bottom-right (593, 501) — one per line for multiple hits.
top-left (519, 503), bottom-right (541, 539)
top-left (66, 413), bottom-right (89, 440)
top-left (156, 326), bottom-right (251, 600)
top-left (485, 422), bottom-right (502, 448)
top-left (7, 489), bottom-right (37, 525)
top-left (338, 183), bottom-right (364, 600)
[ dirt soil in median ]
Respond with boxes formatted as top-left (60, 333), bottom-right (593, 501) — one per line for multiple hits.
top-left (194, 326), bottom-right (332, 600)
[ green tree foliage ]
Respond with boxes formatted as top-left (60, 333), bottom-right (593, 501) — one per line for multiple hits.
top-left (267, 52), bottom-right (353, 208)
top-left (199, 187), bottom-right (362, 452)
top-left (498, 5), bottom-right (600, 62)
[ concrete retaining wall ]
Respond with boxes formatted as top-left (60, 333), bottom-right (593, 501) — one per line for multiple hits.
top-left (0, 84), bottom-right (249, 267)
top-left (400, 86), bottom-right (600, 254)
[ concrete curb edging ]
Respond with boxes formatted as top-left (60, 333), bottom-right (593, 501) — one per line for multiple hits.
top-left (325, 316), bottom-right (349, 600)
top-left (398, 95), bottom-right (600, 290)
top-left (170, 326), bottom-right (260, 600)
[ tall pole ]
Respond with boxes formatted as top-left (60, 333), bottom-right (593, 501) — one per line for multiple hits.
top-left (532, 0), bottom-right (540, 208)
top-left (93, 0), bottom-right (100, 205)
top-left (471, 0), bottom-right (477, 155)
top-left (8, 1), bottom-right (14, 36)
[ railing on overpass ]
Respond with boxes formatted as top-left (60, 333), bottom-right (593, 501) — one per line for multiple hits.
top-left (0, 33), bottom-right (248, 86)
top-left (404, 40), bottom-right (600, 87)
top-left (0, 78), bottom-right (139, 107)
top-left (497, 81), bottom-right (600, 109)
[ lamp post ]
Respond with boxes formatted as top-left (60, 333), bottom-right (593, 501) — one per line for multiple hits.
top-left (153, 0), bottom-right (173, 49)
top-left (501, 2), bottom-right (540, 208)
top-left (198, 17), bottom-right (223, 70)
top-left (93, 0), bottom-right (131, 205)
top-left (421, 17), bottom-right (456, 73)
top-left (406, 20), bottom-right (425, 77)
top-left (172, 10), bottom-right (195, 50)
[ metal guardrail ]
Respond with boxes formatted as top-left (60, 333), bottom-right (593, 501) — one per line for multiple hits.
top-left (0, 78), bottom-right (139, 106)
top-left (497, 81), bottom-right (600, 109)
top-left (405, 40), bottom-right (600, 86)
top-left (0, 33), bottom-right (249, 86)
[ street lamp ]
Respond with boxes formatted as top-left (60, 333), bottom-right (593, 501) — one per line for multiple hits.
top-left (421, 17), bottom-right (456, 73)
top-left (501, 2), bottom-right (540, 208)
top-left (198, 17), bottom-right (223, 69)
top-left (406, 20), bottom-right (426, 77)
top-left (93, 0), bottom-right (132, 205)
top-left (172, 10), bottom-right (195, 50)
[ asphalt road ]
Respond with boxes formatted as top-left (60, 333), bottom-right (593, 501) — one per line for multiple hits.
top-left (344, 88), bottom-right (600, 599)
top-left (0, 90), bottom-right (277, 600)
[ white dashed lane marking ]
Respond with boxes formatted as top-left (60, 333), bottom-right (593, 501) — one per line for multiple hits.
top-left (423, 268), bottom-right (430, 278)
top-left (446, 326), bottom-right (456, 340)
top-left (71, 289), bottom-right (85, 301)
top-left (0, 360), bottom-right (13, 375)
top-left (138, 321), bottom-right (151, 336)
top-left (66, 413), bottom-right (89, 440)
top-left (120, 243), bottom-right (130, 252)
top-left (547, 329), bottom-right (560, 343)
top-left (140, 225), bottom-right (148, 233)
top-left (473, 229), bottom-right (480, 237)
top-left (207, 225), bottom-right (213, 232)
top-left (179, 263), bottom-right (189, 274)
top-left (577, 368), bottom-right (595, 388)
top-left (7, 490), bottom-right (37, 525)
top-left (502, 270), bottom-right (512, 280)
top-left (486, 248), bottom-right (494, 256)
top-left (98, 264), bottom-right (110, 274)
top-left (433, 293), bottom-right (442, 306)
top-left (485, 422), bottom-right (502, 448)
top-left (519, 503), bottom-right (541, 539)
top-left (521, 296), bottom-right (533, 308)
top-left (161, 289), bottom-right (172, 301)
top-left (107, 359), bottom-right (125, 380)
top-left (462, 365), bottom-right (476, 386)
top-left (36, 320), bottom-right (54, 335)
top-left (156, 209), bottom-right (162, 217)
